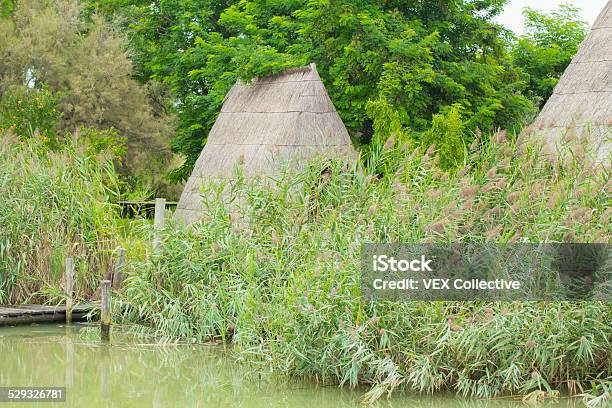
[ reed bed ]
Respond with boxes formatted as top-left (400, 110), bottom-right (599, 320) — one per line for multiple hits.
top-left (118, 130), bottom-right (611, 403)
top-left (0, 131), bottom-right (121, 303)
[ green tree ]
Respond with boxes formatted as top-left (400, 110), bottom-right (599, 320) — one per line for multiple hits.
top-left (512, 4), bottom-right (588, 107)
top-left (89, 0), bottom-right (536, 178)
top-left (0, 0), bottom-right (175, 191)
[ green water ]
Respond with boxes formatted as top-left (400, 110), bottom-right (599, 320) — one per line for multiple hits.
top-left (0, 324), bottom-right (585, 408)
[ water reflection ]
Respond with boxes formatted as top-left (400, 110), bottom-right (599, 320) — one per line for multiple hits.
top-left (0, 324), bottom-right (582, 408)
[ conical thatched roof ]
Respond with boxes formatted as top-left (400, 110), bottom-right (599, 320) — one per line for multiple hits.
top-left (175, 63), bottom-right (356, 225)
top-left (529, 1), bottom-right (611, 161)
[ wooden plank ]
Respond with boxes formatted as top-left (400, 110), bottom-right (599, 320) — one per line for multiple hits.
top-left (0, 311), bottom-right (90, 326)
top-left (11, 304), bottom-right (61, 312)
top-left (1, 303), bottom-right (96, 311)
top-left (0, 303), bottom-right (97, 326)
top-left (0, 308), bottom-right (39, 317)
top-left (116, 200), bottom-right (177, 219)
top-left (117, 201), bottom-right (177, 205)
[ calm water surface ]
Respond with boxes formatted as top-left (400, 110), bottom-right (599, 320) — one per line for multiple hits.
top-left (0, 324), bottom-right (585, 407)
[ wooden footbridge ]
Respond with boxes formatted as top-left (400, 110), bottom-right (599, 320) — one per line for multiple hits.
top-left (1, 198), bottom-right (166, 339)
top-left (0, 304), bottom-right (96, 326)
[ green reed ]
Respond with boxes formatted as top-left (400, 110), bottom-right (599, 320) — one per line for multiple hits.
top-left (0, 131), bottom-right (121, 303)
top-left (118, 129), bottom-right (610, 403)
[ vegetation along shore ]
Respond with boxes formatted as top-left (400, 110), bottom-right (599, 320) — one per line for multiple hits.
top-left (0, 0), bottom-right (610, 406)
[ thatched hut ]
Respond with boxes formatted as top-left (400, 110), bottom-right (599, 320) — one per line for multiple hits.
top-left (175, 63), bottom-right (356, 225)
top-left (528, 0), bottom-right (611, 161)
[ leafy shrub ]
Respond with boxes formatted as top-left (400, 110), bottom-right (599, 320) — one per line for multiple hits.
top-left (77, 126), bottom-right (127, 158)
top-left (422, 104), bottom-right (465, 169)
top-left (0, 86), bottom-right (61, 144)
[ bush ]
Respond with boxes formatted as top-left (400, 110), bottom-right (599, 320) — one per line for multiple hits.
top-left (77, 126), bottom-right (126, 158)
top-left (117, 128), bottom-right (611, 402)
top-left (0, 86), bottom-right (61, 145)
top-left (422, 104), bottom-right (465, 169)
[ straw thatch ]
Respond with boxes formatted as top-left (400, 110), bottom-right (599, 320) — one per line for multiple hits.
top-left (175, 63), bottom-right (356, 225)
top-left (528, 0), bottom-right (612, 161)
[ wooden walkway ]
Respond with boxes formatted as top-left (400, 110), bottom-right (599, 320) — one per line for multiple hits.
top-left (117, 200), bottom-right (177, 218)
top-left (0, 304), bottom-right (96, 326)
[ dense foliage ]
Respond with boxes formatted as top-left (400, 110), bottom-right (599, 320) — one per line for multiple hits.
top-left (1, 2), bottom-right (607, 403)
top-left (0, 86), bottom-right (61, 145)
top-left (3, 0), bottom-right (589, 182)
top-left (0, 0), bottom-right (175, 193)
top-left (117, 130), bottom-right (611, 402)
top-left (88, 0), bottom-right (544, 179)
top-left (512, 5), bottom-right (588, 107)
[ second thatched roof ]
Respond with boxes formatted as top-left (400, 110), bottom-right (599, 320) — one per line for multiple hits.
top-left (527, 0), bottom-right (611, 161)
top-left (175, 63), bottom-right (356, 225)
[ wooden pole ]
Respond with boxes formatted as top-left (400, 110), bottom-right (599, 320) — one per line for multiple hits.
top-left (100, 280), bottom-right (111, 341)
top-left (112, 247), bottom-right (126, 289)
top-left (153, 198), bottom-right (166, 251)
top-left (65, 257), bottom-right (74, 323)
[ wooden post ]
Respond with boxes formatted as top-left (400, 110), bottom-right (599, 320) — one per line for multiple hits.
top-left (112, 247), bottom-right (126, 289)
top-left (65, 257), bottom-right (74, 323)
top-left (100, 280), bottom-right (111, 341)
top-left (153, 198), bottom-right (166, 251)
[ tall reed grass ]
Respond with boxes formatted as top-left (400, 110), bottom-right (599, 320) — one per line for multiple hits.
top-left (0, 131), bottom-right (121, 303)
top-left (118, 130), bottom-right (611, 403)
